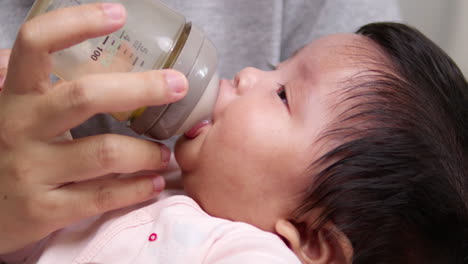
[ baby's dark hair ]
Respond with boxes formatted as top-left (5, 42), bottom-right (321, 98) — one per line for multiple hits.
top-left (292, 22), bottom-right (468, 263)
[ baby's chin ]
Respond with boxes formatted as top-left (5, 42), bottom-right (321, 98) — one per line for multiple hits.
top-left (174, 126), bottom-right (210, 173)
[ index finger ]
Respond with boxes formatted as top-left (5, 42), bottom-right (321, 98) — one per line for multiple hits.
top-left (7, 3), bottom-right (127, 93)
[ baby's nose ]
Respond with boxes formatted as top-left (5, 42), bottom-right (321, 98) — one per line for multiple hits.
top-left (234, 67), bottom-right (260, 95)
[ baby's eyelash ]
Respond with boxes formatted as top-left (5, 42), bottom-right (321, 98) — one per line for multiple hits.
top-left (276, 84), bottom-right (289, 107)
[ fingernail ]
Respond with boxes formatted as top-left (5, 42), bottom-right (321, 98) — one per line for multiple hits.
top-left (164, 70), bottom-right (187, 96)
top-left (152, 176), bottom-right (166, 192)
top-left (0, 75), bottom-right (4, 88)
top-left (102, 3), bottom-right (126, 22)
top-left (159, 144), bottom-right (171, 168)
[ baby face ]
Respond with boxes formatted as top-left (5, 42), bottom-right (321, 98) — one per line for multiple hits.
top-left (175, 33), bottom-right (379, 231)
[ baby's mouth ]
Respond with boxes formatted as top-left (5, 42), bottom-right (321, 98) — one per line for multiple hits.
top-left (184, 119), bottom-right (212, 139)
top-left (183, 78), bottom-right (230, 139)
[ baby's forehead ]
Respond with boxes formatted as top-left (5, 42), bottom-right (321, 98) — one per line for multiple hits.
top-left (297, 33), bottom-right (389, 72)
top-left (295, 34), bottom-right (394, 147)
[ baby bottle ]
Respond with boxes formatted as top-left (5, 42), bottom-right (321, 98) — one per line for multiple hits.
top-left (26, 0), bottom-right (219, 140)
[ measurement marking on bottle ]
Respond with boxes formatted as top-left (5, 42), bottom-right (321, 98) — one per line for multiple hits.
top-left (132, 40), bottom-right (148, 55)
top-left (134, 41), bottom-right (142, 51)
top-left (102, 36), bottom-right (109, 45)
top-left (119, 30), bottom-right (130, 42)
top-left (91, 47), bottom-right (104, 61)
top-left (118, 44), bottom-right (121, 50)
top-left (111, 40), bottom-right (115, 46)
top-left (132, 57), bottom-right (139, 66)
top-left (140, 60), bottom-right (145, 67)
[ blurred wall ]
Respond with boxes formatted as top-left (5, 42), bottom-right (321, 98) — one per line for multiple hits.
top-left (399, 0), bottom-right (468, 76)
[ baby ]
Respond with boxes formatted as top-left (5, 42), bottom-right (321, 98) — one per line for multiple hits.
top-left (2, 22), bottom-right (467, 264)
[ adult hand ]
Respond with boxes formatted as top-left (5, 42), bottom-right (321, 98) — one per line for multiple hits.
top-left (0, 3), bottom-right (188, 254)
top-left (0, 49), bottom-right (9, 89)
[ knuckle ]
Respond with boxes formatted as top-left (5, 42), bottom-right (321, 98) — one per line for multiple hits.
top-left (17, 22), bottom-right (39, 49)
top-left (67, 80), bottom-right (92, 112)
top-left (133, 178), bottom-right (153, 198)
top-left (23, 199), bottom-right (40, 220)
top-left (7, 155), bottom-right (36, 184)
top-left (92, 3), bottom-right (110, 21)
top-left (94, 183), bottom-right (114, 212)
top-left (28, 196), bottom-right (59, 221)
top-left (96, 136), bottom-right (120, 170)
top-left (141, 72), bottom-right (166, 101)
top-left (10, 162), bottom-right (32, 183)
top-left (0, 118), bottom-right (27, 147)
top-left (0, 126), bottom-right (16, 148)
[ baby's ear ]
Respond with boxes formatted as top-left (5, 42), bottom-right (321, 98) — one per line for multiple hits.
top-left (275, 219), bottom-right (353, 264)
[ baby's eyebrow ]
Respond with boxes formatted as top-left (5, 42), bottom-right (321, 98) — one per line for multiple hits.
top-left (270, 45), bottom-right (307, 69)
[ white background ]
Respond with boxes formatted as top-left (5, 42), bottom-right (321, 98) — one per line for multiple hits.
top-left (400, 0), bottom-right (468, 76)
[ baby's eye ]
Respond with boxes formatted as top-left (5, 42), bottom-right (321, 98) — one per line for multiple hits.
top-left (276, 84), bottom-right (289, 107)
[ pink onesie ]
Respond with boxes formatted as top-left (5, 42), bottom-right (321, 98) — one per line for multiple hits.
top-left (1, 195), bottom-right (300, 264)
